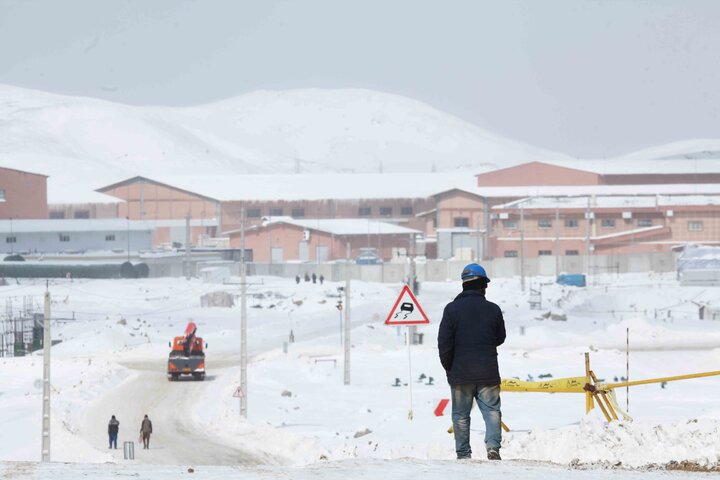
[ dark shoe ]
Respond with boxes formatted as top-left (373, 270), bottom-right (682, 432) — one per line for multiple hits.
top-left (457, 455), bottom-right (471, 460)
top-left (487, 449), bottom-right (501, 460)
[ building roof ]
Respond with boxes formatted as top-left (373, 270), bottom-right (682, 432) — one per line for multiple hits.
top-left (98, 172), bottom-right (477, 202)
top-left (493, 193), bottom-right (720, 210)
top-left (224, 217), bottom-right (420, 236)
top-left (0, 219), bottom-right (155, 233)
top-left (475, 183), bottom-right (720, 199)
top-left (537, 159), bottom-right (720, 175)
top-left (0, 165), bottom-right (48, 178)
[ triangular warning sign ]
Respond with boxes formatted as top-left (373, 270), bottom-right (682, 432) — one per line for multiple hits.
top-left (385, 285), bottom-right (430, 325)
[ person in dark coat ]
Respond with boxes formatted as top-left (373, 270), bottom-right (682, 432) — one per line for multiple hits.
top-left (438, 263), bottom-right (506, 461)
top-left (311, 273), bottom-right (317, 284)
top-left (140, 414), bottom-right (153, 449)
top-left (108, 415), bottom-right (119, 449)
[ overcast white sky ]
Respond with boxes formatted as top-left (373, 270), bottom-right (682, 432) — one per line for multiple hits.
top-left (0, 0), bottom-right (718, 158)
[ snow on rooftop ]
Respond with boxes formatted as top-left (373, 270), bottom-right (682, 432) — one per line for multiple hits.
top-left (230, 216), bottom-right (421, 236)
top-left (111, 172), bottom-right (479, 202)
top-left (477, 183), bottom-right (720, 199)
top-left (493, 193), bottom-right (720, 210)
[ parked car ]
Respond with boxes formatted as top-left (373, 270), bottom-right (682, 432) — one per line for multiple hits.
top-left (356, 251), bottom-right (382, 265)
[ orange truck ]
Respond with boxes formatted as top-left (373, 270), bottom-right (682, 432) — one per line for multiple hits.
top-left (167, 322), bottom-right (206, 381)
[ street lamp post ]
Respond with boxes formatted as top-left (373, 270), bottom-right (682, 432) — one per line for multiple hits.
top-left (126, 217), bottom-right (130, 262)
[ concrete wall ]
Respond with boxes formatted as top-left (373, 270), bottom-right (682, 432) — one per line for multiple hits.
top-left (235, 252), bottom-right (677, 283)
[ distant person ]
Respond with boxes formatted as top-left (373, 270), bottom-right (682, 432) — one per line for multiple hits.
top-left (108, 415), bottom-right (119, 449)
top-left (140, 414), bottom-right (153, 449)
top-left (304, 273), bottom-right (310, 282)
top-left (311, 273), bottom-right (317, 284)
top-left (295, 274), bottom-right (301, 284)
top-left (438, 263), bottom-right (506, 461)
top-left (319, 274), bottom-right (324, 285)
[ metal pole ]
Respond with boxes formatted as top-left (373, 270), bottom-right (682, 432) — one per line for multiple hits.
top-left (555, 198), bottom-right (560, 277)
top-left (344, 242), bottom-right (350, 385)
top-left (407, 326), bottom-right (413, 420)
top-left (585, 197), bottom-right (591, 278)
top-left (240, 208), bottom-right (247, 417)
top-left (185, 213), bottom-right (191, 280)
top-left (126, 217), bottom-right (130, 263)
top-left (626, 327), bottom-right (629, 413)
top-left (520, 202), bottom-right (525, 292)
top-left (41, 284), bottom-right (51, 462)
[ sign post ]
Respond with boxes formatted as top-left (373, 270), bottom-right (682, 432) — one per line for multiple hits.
top-left (385, 285), bottom-right (429, 420)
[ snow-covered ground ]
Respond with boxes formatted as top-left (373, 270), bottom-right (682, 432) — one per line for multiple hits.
top-left (1, 272), bottom-right (719, 478)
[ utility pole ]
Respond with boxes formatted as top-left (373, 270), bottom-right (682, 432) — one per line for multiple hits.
top-left (126, 217), bottom-right (130, 263)
top-left (344, 242), bottom-right (351, 385)
top-left (184, 213), bottom-right (191, 280)
top-left (520, 202), bottom-right (525, 292)
top-left (240, 208), bottom-right (248, 417)
top-left (555, 198), bottom-right (560, 277)
top-left (585, 197), bottom-right (591, 278)
top-left (41, 283), bottom-right (51, 462)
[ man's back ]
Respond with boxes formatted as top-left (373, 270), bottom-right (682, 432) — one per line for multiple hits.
top-left (438, 290), bottom-right (506, 385)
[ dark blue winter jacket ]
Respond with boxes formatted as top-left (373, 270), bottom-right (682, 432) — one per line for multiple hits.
top-left (438, 290), bottom-right (506, 386)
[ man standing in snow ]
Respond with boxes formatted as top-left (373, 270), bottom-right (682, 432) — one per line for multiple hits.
top-left (107, 415), bottom-right (119, 449)
top-left (140, 414), bottom-right (153, 449)
top-left (438, 264), bottom-right (506, 460)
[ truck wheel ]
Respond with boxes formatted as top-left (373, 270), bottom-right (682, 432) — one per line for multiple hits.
top-left (193, 373), bottom-right (205, 381)
top-left (169, 373), bottom-right (180, 381)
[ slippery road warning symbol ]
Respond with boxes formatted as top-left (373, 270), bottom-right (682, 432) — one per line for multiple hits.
top-left (385, 285), bottom-right (430, 325)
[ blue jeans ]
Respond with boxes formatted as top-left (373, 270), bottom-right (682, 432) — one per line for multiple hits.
top-left (109, 432), bottom-right (118, 449)
top-left (451, 384), bottom-right (501, 459)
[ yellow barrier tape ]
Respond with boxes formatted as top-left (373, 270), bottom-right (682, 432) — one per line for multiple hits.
top-left (500, 376), bottom-right (586, 393)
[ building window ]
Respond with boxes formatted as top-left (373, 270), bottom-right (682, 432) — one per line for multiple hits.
top-left (502, 219), bottom-right (517, 229)
top-left (454, 217), bottom-right (469, 227)
top-left (59, 234), bottom-right (70, 242)
top-left (400, 206), bottom-right (413, 216)
top-left (688, 221), bottom-right (704, 231)
top-left (49, 211), bottom-right (65, 219)
top-left (379, 206), bottom-right (392, 216)
top-left (601, 218), bottom-right (615, 228)
top-left (564, 219), bottom-right (579, 228)
top-left (6, 236), bottom-right (16, 243)
top-left (358, 207), bottom-right (371, 216)
top-left (291, 208), bottom-right (305, 217)
top-left (73, 210), bottom-right (90, 219)
top-left (247, 209), bottom-right (261, 218)
top-left (638, 218), bottom-right (653, 227)
top-left (504, 250), bottom-right (518, 258)
top-left (538, 250), bottom-right (552, 256)
top-left (565, 250), bottom-right (579, 256)
top-left (538, 218), bottom-right (552, 229)
top-left (105, 235), bottom-right (116, 241)
top-left (0, 189), bottom-right (6, 201)
top-left (269, 208), bottom-right (283, 216)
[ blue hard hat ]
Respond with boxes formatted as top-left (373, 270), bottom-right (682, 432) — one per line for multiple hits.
top-left (461, 263), bottom-right (490, 283)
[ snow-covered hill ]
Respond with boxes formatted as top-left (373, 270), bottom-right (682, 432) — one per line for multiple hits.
top-left (0, 84), bottom-right (568, 186)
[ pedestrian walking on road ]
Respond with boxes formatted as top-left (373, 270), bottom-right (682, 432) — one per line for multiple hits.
top-left (140, 414), bottom-right (153, 449)
top-left (319, 274), bottom-right (324, 285)
top-left (311, 273), bottom-right (317, 284)
top-left (295, 274), bottom-right (300, 284)
top-left (107, 415), bottom-right (119, 449)
top-left (438, 263), bottom-right (506, 461)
